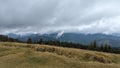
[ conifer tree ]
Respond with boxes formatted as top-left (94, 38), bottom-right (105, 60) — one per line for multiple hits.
top-left (39, 38), bottom-right (44, 44)
top-left (27, 38), bottom-right (32, 44)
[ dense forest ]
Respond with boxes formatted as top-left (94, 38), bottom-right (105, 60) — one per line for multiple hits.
top-left (0, 35), bottom-right (19, 42)
top-left (27, 38), bottom-right (120, 54)
top-left (0, 35), bottom-right (120, 54)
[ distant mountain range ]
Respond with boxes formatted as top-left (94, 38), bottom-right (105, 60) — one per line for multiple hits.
top-left (7, 33), bottom-right (120, 47)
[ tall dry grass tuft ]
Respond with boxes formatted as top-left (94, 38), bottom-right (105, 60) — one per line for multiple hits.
top-left (30, 45), bottom-right (119, 63)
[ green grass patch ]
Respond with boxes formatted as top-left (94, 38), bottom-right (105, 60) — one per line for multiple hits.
top-left (28, 57), bottom-right (48, 64)
top-left (4, 43), bottom-right (13, 47)
top-left (0, 47), bottom-right (10, 52)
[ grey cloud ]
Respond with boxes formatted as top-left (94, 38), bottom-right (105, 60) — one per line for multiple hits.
top-left (0, 0), bottom-right (120, 34)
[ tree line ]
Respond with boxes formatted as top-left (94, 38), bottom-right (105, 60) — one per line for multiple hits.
top-left (0, 35), bottom-right (19, 42)
top-left (26, 38), bottom-right (120, 54)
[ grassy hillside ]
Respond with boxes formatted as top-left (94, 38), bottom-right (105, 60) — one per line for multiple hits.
top-left (0, 42), bottom-right (120, 68)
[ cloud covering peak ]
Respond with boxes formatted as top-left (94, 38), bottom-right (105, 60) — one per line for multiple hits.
top-left (0, 0), bottom-right (120, 34)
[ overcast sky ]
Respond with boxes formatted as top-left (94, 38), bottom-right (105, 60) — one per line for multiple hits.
top-left (0, 0), bottom-right (120, 34)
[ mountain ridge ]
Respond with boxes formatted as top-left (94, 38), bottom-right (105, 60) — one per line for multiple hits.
top-left (7, 33), bottom-right (120, 47)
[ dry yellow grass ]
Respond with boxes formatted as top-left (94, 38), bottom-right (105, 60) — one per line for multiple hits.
top-left (0, 42), bottom-right (120, 68)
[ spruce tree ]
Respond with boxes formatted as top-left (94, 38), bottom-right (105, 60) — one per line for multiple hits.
top-left (39, 38), bottom-right (44, 44)
top-left (93, 40), bottom-right (97, 49)
top-left (27, 38), bottom-right (32, 44)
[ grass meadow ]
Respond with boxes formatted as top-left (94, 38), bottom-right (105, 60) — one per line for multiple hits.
top-left (0, 42), bottom-right (120, 68)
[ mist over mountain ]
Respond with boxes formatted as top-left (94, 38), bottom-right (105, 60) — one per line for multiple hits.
top-left (6, 33), bottom-right (120, 47)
